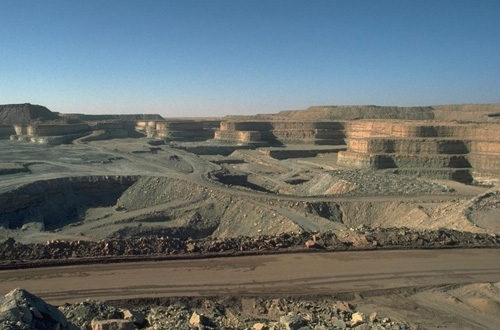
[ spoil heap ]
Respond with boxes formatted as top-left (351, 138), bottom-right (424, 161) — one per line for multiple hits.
top-left (277, 105), bottom-right (436, 121)
top-left (0, 103), bottom-right (60, 125)
top-left (0, 103), bottom-right (62, 138)
top-left (0, 288), bottom-right (414, 330)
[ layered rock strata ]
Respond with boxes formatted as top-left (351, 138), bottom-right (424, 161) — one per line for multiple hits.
top-left (338, 121), bottom-right (500, 183)
top-left (136, 120), bottom-right (220, 141)
top-left (214, 120), bottom-right (345, 145)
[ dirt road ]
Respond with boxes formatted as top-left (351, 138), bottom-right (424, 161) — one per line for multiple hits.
top-left (1, 249), bottom-right (499, 306)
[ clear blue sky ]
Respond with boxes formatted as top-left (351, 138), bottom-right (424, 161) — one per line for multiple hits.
top-left (1, 0), bottom-right (499, 117)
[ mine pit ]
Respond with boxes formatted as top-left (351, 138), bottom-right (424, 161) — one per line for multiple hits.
top-left (0, 176), bottom-right (138, 231)
top-left (2, 103), bottom-right (500, 329)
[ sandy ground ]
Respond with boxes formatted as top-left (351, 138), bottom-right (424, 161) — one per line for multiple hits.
top-left (1, 249), bottom-right (500, 329)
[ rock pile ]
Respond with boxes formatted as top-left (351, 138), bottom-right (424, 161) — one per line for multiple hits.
top-left (60, 296), bottom-right (413, 330)
top-left (59, 299), bottom-right (144, 330)
top-left (294, 170), bottom-right (454, 197)
top-left (0, 288), bottom-right (414, 329)
top-left (0, 288), bottom-right (68, 330)
top-left (1, 228), bottom-right (498, 269)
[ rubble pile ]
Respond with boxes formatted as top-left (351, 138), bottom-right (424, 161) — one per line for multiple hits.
top-left (0, 288), bottom-right (415, 329)
top-left (1, 228), bottom-right (498, 268)
top-left (59, 295), bottom-right (412, 330)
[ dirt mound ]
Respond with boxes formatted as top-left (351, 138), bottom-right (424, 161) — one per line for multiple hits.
top-left (0, 173), bottom-right (488, 244)
top-left (292, 170), bottom-right (453, 196)
top-left (113, 176), bottom-right (302, 239)
top-left (58, 292), bottom-right (413, 330)
top-left (433, 103), bottom-right (500, 122)
top-left (0, 103), bottom-right (60, 125)
top-left (277, 105), bottom-right (436, 121)
top-left (463, 188), bottom-right (500, 232)
top-left (419, 187), bottom-right (500, 234)
top-left (228, 103), bottom-right (500, 122)
top-left (60, 113), bottom-right (164, 121)
top-left (450, 283), bottom-right (500, 317)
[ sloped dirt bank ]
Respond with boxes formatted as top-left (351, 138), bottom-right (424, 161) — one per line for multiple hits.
top-left (0, 176), bottom-right (138, 230)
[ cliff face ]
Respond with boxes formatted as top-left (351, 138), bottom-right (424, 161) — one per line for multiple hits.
top-left (0, 103), bottom-right (60, 125)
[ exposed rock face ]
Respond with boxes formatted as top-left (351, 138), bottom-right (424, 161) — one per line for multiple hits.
top-left (0, 125), bottom-right (15, 138)
top-left (338, 120), bottom-right (500, 183)
top-left (0, 106), bottom-right (66, 143)
top-left (214, 105), bottom-right (500, 183)
top-left (136, 120), bottom-right (220, 141)
top-left (0, 104), bottom-right (160, 144)
top-left (0, 288), bottom-right (68, 329)
top-left (215, 120), bottom-right (345, 145)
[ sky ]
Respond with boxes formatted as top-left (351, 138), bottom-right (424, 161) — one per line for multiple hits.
top-left (1, 0), bottom-right (500, 117)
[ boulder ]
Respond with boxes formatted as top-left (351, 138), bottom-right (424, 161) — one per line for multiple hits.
top-left (253, 323), bottom-right (269, 330)
top-left (304, 240), bottom-right (323, 249)
top-left (350, 312), bottom-right (365, 327)
top-left (0, 287), bottom-right (68, 329)
top-left (368, 312), bottom-right (378, 323)
top-left (91, 319), bottom-right (135, 330)
top-left (58, 299), bottom-right (121, 329)
top-left (334, 301), bottom-right (356, 312)
top-left (279, 313), bottom-right (307, 330)
top-left (186, 243), bottom-right (200, 252)
top-left (189, 311), bottom-right (211, 329)
top-left (332, 319), bottom-right (346, 329)
top-left (120, 309), bottom-right (145, 325)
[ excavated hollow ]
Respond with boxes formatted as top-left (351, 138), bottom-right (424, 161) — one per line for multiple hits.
top-left (0, 176), bottom-right (138, 230)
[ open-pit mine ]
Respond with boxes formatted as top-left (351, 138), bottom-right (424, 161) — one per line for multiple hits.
top-left (1, 103), bottom-right (500, 329)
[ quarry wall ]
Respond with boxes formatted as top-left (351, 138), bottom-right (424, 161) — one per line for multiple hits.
top-left (137, 120), bottom-right (219, 141)
top-left (0, 125), bottom-right (15, 138)
top-left (338, 120), bottom-right (500, 183)
top-left (26, 123), bottom-right (91, 136)
top-left (215, 120), bottom-right (346, 145)
top-left (3, 103), bottom-right (500, 183)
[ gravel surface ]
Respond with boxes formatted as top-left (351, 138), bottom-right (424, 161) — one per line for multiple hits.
top-left (295, 170), bottom-right (454, 197)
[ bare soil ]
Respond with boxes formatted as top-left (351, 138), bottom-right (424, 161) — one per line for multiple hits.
top-left (1, 136), bottom-right (500, 329)
top-left (2, 249), bottom-right (500, 329)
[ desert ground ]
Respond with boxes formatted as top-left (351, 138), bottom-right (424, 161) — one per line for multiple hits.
top-left (1, 103), bottom-right (500, 329)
